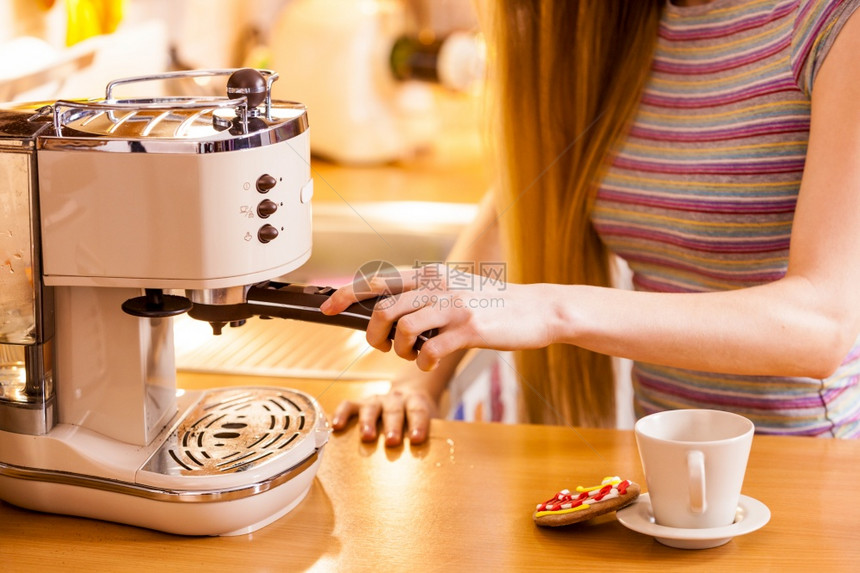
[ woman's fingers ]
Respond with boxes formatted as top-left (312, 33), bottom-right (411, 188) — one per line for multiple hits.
top-left (320, 266), bottom-right (420, 315)
top-left (414, 332), bottom-right (459, 371)
top-left (356, 398), bottom-right (383, 442)
top-left (364, 288), bottom-right (452, 357)
top-left (390, 300), bottom-right (448, 360)
top-left (381, 391), bottom-right (406, 446)
top-left (331, 400), bottom-right (360, 430)
top-left (319, 281), bottom-right (360, 315)
top-left (363, 294), bottom-right (401, 352)
top-left (332, 398), bottom-right (385, 442)
top-left (330, 386), bottom-right (437, 446)
top-left (404, 392), bottom-right (434, 444)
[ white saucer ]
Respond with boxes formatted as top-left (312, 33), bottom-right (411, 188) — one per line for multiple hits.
top-left (616, 493), bottom-right (770, 549)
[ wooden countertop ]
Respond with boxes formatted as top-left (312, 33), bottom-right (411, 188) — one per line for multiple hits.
top-left (1, 373), bottom-right (857, 572)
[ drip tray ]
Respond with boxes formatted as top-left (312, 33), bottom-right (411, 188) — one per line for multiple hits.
top-left (137, 386), bottom-right (329, 496)
top-left (0, 386), bottom-right (330, 535)
top-left (143, 388), bottom-right (318, 478)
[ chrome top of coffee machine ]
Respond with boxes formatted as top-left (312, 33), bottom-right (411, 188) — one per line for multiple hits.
top-left (0, 68), bottom-right (430, 536)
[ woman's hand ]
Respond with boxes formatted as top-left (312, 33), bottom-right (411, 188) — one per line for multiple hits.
top-left (322, 263), bottom-right (554, 446)
top-left (320, 264), bottom-right (557, 371)
top-left (331, 381), bottom-right (439, 446)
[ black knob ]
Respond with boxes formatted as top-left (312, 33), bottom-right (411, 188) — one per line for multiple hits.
top-left (258, 224), bottom-right (279, 243)
top-left (257, 199), bottom-right (278, 218)
top-left (121, 289), bottom-right (193, 318)
top-left (256, 174), bottom-right (277, 193)
top-left (226, 68), bottom-right (267, 108)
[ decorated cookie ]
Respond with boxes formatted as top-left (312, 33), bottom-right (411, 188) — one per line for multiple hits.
top-left (533, 476), bottom-right (640, 527)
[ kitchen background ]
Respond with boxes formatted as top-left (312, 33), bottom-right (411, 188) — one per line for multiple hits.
top-left (0, 0), bottom-right (633, 427)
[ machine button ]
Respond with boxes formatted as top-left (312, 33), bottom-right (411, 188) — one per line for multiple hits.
top-left (256, 174), bottom-right (277, 193)
top-left (258, 224), bottom-right (279, 243)
top-left (257, 199), bottom-right (278, 218)
top-left (300, 179), bottom-right (314, 204)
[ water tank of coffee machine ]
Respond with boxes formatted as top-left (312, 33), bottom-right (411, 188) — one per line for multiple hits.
top-left (0, 108), bottom-right (55, 437)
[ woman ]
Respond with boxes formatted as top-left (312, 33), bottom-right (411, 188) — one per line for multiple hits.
top-left (321, 0), bottom-right (860, 440)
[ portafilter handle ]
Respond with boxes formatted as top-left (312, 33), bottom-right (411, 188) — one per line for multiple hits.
top-left (187, 282), bottom-right (437, 351)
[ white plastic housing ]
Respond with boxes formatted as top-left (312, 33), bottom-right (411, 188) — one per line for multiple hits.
top-left (54, 286), bottom-right (176, 446)
top-left (0, 458), bottom-right (321, 536)
top-left (37, 130), bottom-right (312, 289)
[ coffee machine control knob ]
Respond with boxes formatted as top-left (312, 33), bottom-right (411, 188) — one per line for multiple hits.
top-left (258, 224), bottom-right (280, 243)
top-left (256, 174), bottom-right (277, 193)
top-left (257, 199), bottom-right (278, 218)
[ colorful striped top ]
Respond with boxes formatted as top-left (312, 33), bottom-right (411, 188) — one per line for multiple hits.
top-left (591, 0), bottom-right (860, 437)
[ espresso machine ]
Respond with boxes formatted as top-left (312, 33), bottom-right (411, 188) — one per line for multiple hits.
top-left (0, 68), bottom-right (430, 536)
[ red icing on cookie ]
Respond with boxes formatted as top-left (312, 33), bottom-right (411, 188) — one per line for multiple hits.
top-left (535, 477), bottom-right (634, 513)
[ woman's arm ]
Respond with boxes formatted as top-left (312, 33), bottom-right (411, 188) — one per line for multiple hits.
top-left (325, 11), bottom-right (860, 379)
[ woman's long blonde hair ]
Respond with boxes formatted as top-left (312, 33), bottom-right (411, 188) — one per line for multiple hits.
top-left (492, 1), bottom-right (662, 427)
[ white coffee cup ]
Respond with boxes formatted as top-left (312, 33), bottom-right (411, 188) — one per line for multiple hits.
top-left (634, 409), bottom-right (754, 530)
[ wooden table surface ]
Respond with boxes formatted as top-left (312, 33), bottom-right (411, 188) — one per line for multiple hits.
top-left (1, 372), bottom-right (857, 572)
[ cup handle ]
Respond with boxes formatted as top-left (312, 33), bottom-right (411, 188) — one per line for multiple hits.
top-left (687, 450), bottom-right (706, 514)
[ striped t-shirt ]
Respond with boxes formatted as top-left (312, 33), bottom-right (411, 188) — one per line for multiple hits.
top-left (592, 0), bottom-right (860, 437)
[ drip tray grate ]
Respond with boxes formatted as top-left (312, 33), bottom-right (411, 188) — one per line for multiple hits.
top-left (143, 387), bottom-right (319, 477)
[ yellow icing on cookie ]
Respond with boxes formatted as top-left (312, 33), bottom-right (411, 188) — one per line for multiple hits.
top-left (534, 503), bottom-right (591, 518)
top-left (575, 477), bottom-right (622, 493)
